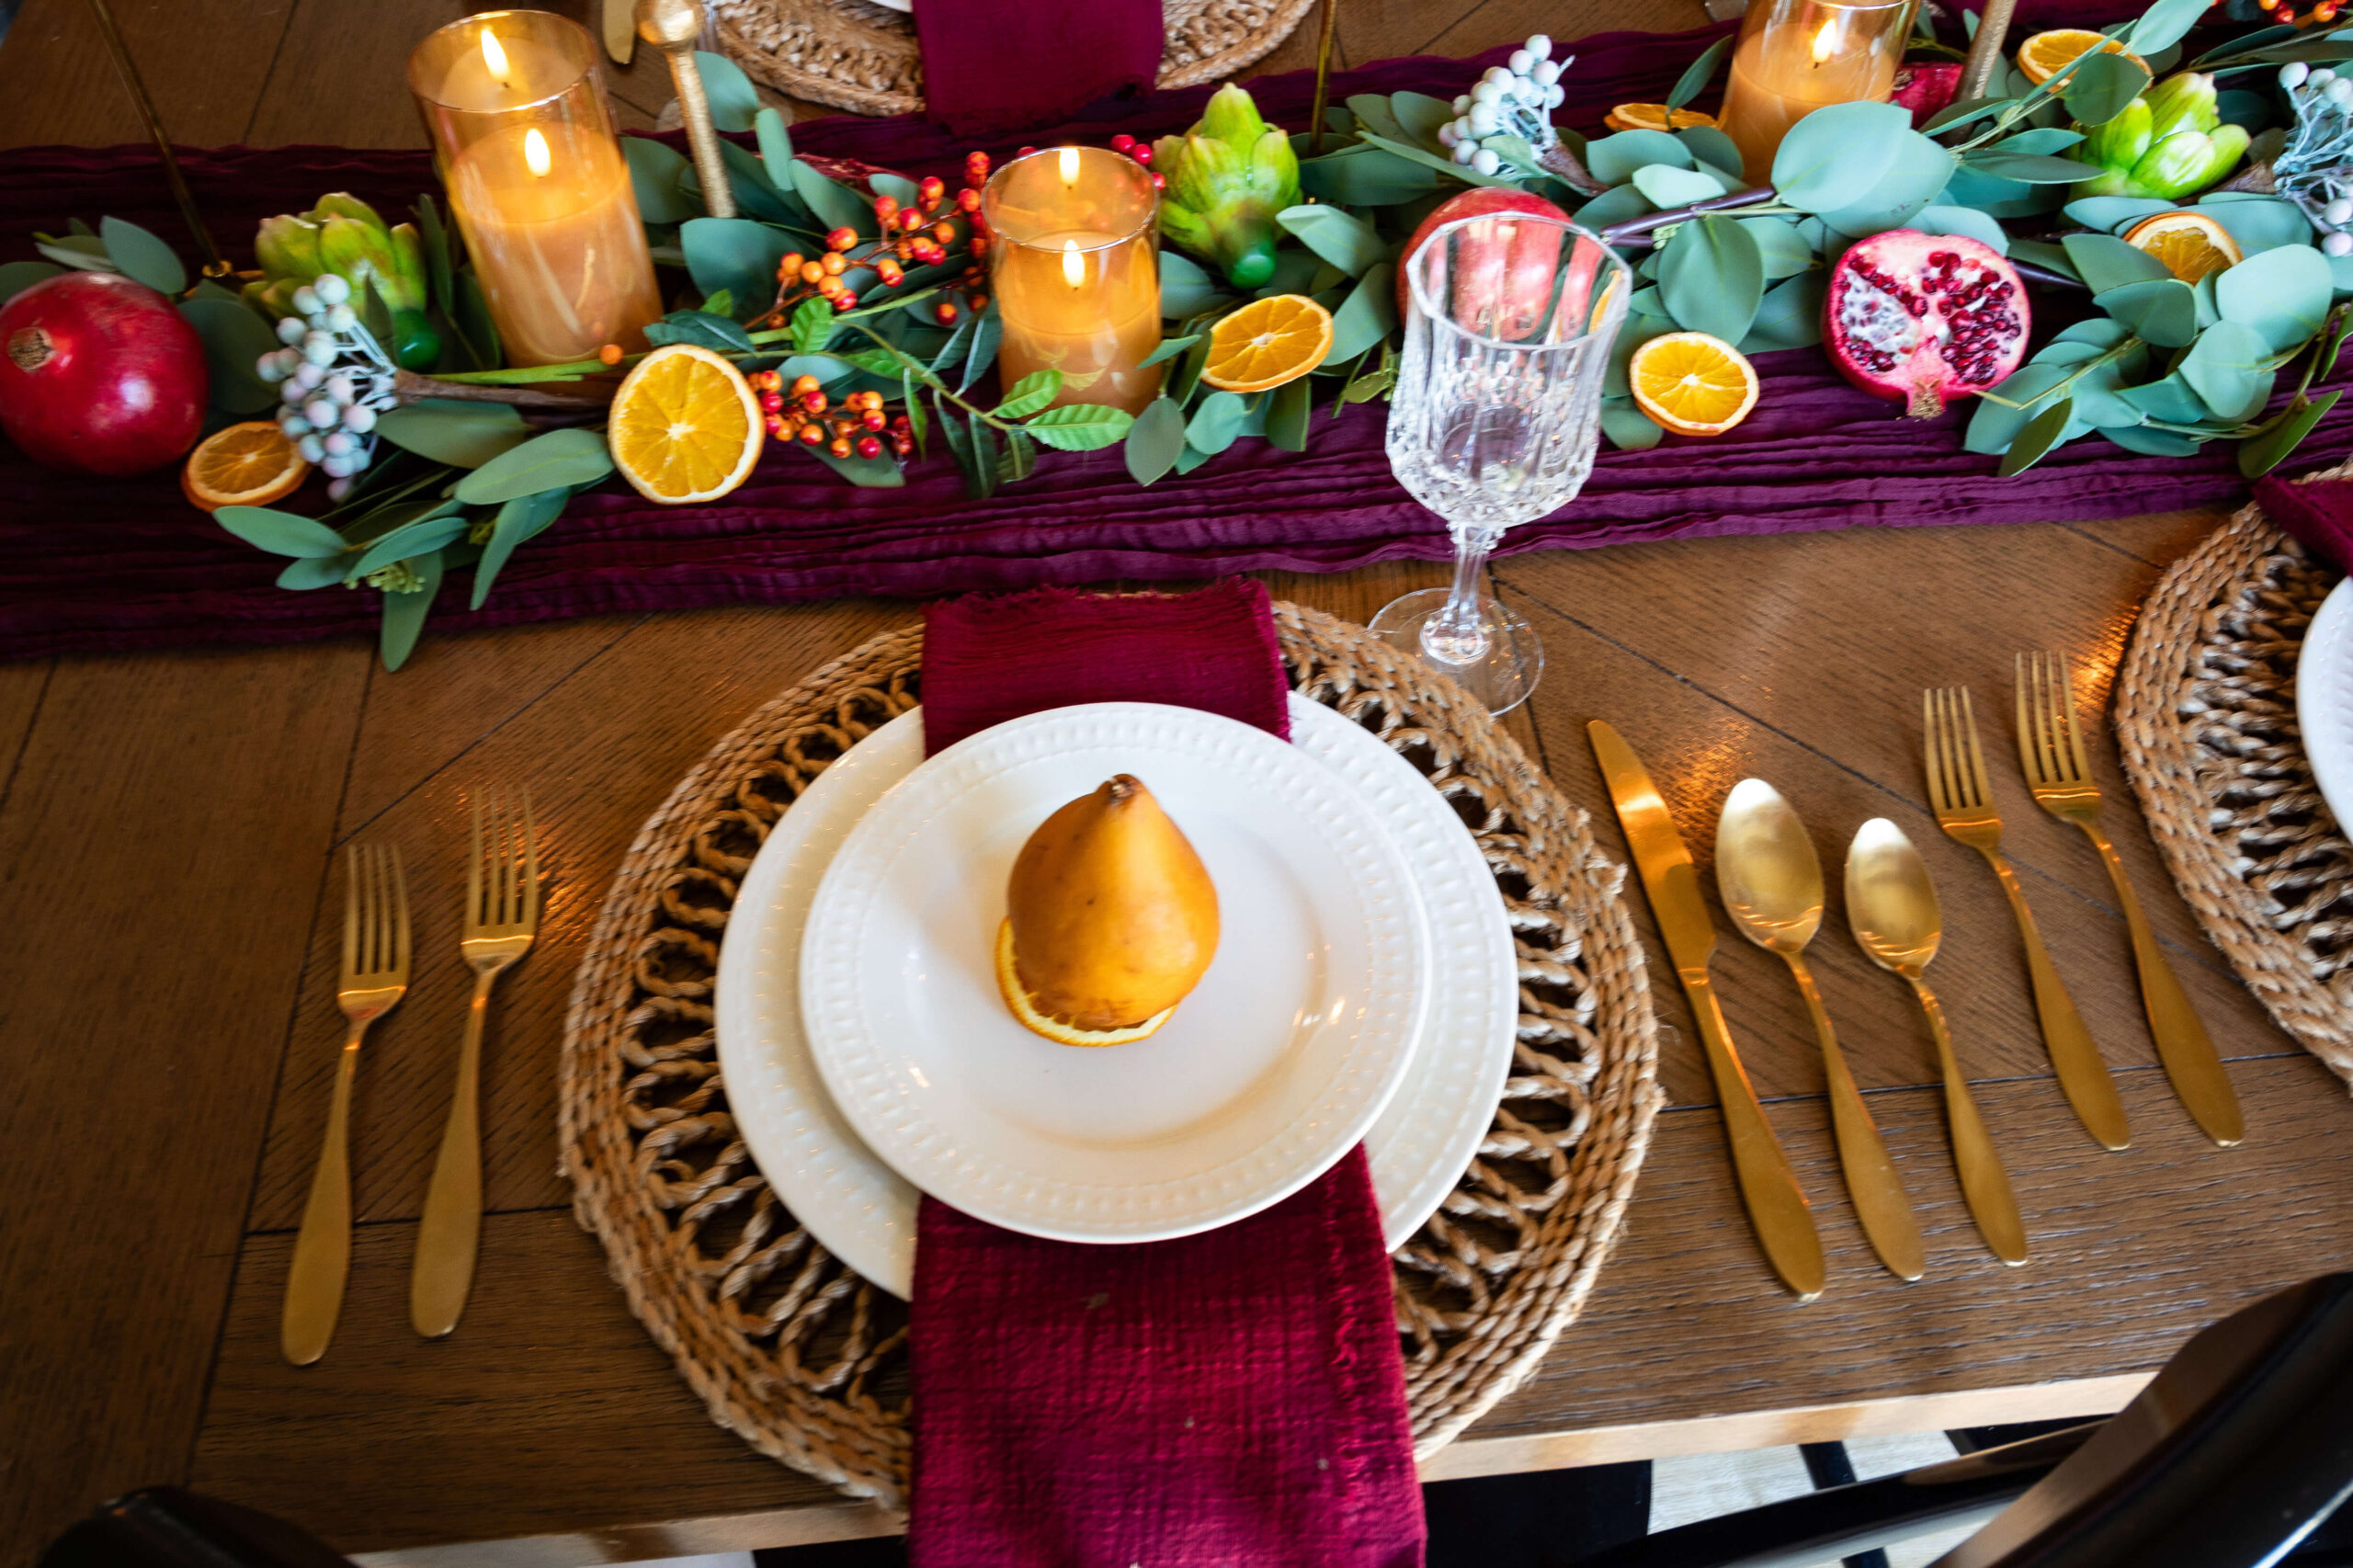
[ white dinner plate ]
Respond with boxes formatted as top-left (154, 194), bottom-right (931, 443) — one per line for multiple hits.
top-left (714, 695), bottom-right (1517, 1292)
top-left (2299, 575), bottom-right (2353, 829)
top-left (798, 702), bottom-right (1428, 1244)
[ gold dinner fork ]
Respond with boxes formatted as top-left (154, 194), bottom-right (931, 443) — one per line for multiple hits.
top-left (2016, 653), bottom-right (2244, 1147)
top-left (1922, 687), bottom-right (2131, 1152)
top-left (411, 788), bottom-right (540, 1338)
top-left (283, 843), bottom-right (411, 1367)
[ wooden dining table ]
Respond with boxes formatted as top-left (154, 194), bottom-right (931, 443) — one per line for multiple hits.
top-left (3, 0), bottom-right (2351, 1561)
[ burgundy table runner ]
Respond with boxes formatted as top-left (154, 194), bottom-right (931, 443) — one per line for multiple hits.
top-left (914, 0), bottom-right (1162, 135)
top-left (3, 10), bottom-right (2332, 662)
top-left (907, 580), bottom-right (1425, 1568)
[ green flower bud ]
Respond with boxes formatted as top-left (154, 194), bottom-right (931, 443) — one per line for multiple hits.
top-left (310, 192), bottom-right (390, 233)
top-left (2144, 71), bottom-right (2220, 141)
top-left (1244, 127), bottom-right (1299, 207)
top-left (318, 213), bottom-right (397, 290)
top-left (1151, 83), bottom-right (1302, 290)
top-left (254, 214), bottom-right (324, 283)
top-left (1197, 83), bottom-right (1268, 148)
top-left (2079, 97), bottom-right (2153, 174)
top-left (388, 222), bottom-right (429, 301)
top-left (2129, 122), bottom-right (2250, 198)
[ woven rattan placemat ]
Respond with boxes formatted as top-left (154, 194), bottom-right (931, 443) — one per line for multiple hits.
top-left (2116, 476), bottom-right (2353, 1089)
top-left (557, 601), bottom-right (1663, 1507)
top-left (709, 0), bottom-right (1315, 118)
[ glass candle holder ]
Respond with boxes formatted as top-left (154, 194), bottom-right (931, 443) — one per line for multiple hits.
top-left (1720, 0), bottom-right (1917, 182)
top-left (983, 146), bottom-right (1163, 416)
top-left (408, 9), bottom-right (662, 367)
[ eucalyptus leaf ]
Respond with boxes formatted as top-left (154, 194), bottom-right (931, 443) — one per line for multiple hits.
top-left (1739, 217), bottom-right (1815, 279)
top-left (1574, 184), bottom-right (1654, 234)
top-left (1992, 127), bottom-right (2087, 155)
top-left (693, 50), bottom-right (763, 131)
top-left (1600, 396), bottom-right (1665, 450)
top-left (176, 296), bottom-right (278, 414)
top-left (455, 426), bottom-right (614, 506)
top-left (755, 108), bottom-right (795, 185)
top-left (1962, 150), bottom-right (2103, 183)
top-left (1632, 164), bottom-right (1726, 209)
top-left (1605, 314), bottom-right (1678, 397)
top-left (1937, 163), bottom-right (2057, 221)
top-left (99, 215), bottom-right (184, 295)
top-left (2062, 50), bottom-right (2152, 125)
top-left (645, 308), bottom-right (758, 353)
top-left (1965, 363), bottom-right (2072, 452)
top-left (2216, 244), bottom-right (2334, 352)
top-left (1354, 131), bottom-right (1522, 190)
top-left (470, 485), bottom-right (569, 608)
top-left (1738, 269), bottom-right (1826, 352)
top-left (2097, 277), bottom-right (2199, 347)
top-left (1324, 262), bottom-right (1397, 365)
top-left (1277, 204), bottom-right (1388, 277)
top-left (374, 398), bottom-right (531, 468)
top-left (2006, 238), bottom-right (2081, 279)
top-left (2063, 196), bottom-right (2176, 233)
top-left (36, 237), bottom-right (116, 272)
top-left (1140, 334), bottom-right (1200, 369)
top-left (708, 138), bottom-right (805, 228)
top-left (276, 553), bottom-right (355, 590)
top-left (0, 259), bottom-right (62, 303)
top-left (788, 160), bottom-right (872, 236)
top-left (1998, 397), bottom-right (2077, 476)
top-left (2196, 194), bottom-right (2313, 256)
top-left (1390, 92), bottom-right (1459, 152)
top-left (1773, 102), bottom-right (1909, 212)
top-left (1186, 389), bottom-right (1248, 455)
top-left (1668, 36), bottom-right (1734, 111)
top-left (1267, 376), bottom-right (1313, 453)
top-left (2100, 424), bottom-right (2202, 456)
top-left (2239, 389), bottom-right (2343, 475)
top-left (2063, 232), bottom-right (2172, 293)
top-left (682, 218), bottom-right (790, 324)
top-left (1125, 396), bottom-right (1188, 484)
top-left (1659, 216), bottom-right (1764, 344)
top-left (1912, 204), bottom-right (2009, 254)
top-left (1586, 130), bottom-right (1692, 186)
top-left (1299, 144), bottom-right (1441, 205)
top-left (2120, 372), bottom-right (2211, 424)
top-left (996, 369), bottom-right (1062, 420)
top-left (348, 506), bottom-right (471, 580)
top-left (2052, 318), bottom-right (2133, 350)
top-left (377, 548), bottom-right (445, 672)
top-left (623, 136), bottom-right (695, 225)
top-left (2129, 0), bottom-right (2211, 55)
top-left (216, 505), bottom-right (350, 558)
top-left (1678, 126), bottom-right (1746, 182)
top-left (1346, 94), bottom-right (1409, 143)
top-left (1816, 129), bottom-right (1955, 238)
top-left (1160, 250), bottom-right (1230, 319)
top-left (2181, 318), bottom-right (2276, 421)
top-left (1174, 442), bottom-right (1215, 475)
top-left (1026, 403), bottom-right (1136, 451)
top-left (1920, 97), bottom-right (2013, 135)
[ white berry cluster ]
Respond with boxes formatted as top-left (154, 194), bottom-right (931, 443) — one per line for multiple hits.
top-left (2277, 62), bottom-right (2353, 257)
top-left (1437, 35), bottom-right (1569, 177)
top-left (253, 272), bottom-right (400, 498)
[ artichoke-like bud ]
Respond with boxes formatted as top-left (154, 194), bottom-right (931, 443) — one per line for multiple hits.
top-left (309, 191), bottom-right (391, 231)
top-left (318, 213), bottom-right (442, 369)
top-left (2144, 71), bottom-right (2222, 140)
top-left (1153, 83), bottom-right (1301, 290)
top-left (2071, 73), bottom-right (2247, 200)
top-left (2132, 123), bottom-right (2252, 198)
top-left (254, 214), bottom-right (325, 284)
top-left (2078, 97), bottom-right (2153, 176)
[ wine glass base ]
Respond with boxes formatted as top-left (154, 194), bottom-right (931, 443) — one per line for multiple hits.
top-left (1366, 587), bottom-right (1544, 717)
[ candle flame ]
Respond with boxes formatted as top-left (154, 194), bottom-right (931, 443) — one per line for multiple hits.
top-left (481, 27), bottom-right (511, 85)
top-left (525, 127), bottom-right (552, 177)
top-left (1059, 146), bottom-right (1081, 184)
top-left (1062, 238), bottom-right (1085, 287)
top-left (1811, 18), bottom-right (1837, 63)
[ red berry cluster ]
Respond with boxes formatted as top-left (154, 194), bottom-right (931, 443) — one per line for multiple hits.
top-left (1108, 133), bottom-right (1167, 191)
top-left (750, 372), bottom-right (915, 460)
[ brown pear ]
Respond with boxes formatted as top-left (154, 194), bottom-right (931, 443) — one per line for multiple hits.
top-left (1002, 775), bottom-right (1220, 1040)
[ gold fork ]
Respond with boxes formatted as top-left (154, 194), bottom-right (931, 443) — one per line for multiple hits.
top-left (411, 788), bottom-right (540, 1338)
top-left (283, 843), bottom-right (411, 1367)
top-left (2016, 653), bottom-right (2244, 1147)
top-left (1922, 687), bottom-right (2131, 1152)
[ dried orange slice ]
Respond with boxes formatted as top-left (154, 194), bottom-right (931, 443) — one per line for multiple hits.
top-left (182, 420), bottom-right (309, 512)
top-left (1629, 331), bottom-right (1759, 437)
top-left (1199, 294), bottom-right (1335, 393)
top-left (608, 342), bottom-right (765, 505)
top-left (2122, 210), bottom-right (2243, 283)
top-left (2016, 28), bottom-right (2144, 85)
top-left (1603, 102), bottom-right (1719, 131)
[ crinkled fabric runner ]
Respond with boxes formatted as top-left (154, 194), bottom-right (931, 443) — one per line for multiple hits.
top-left (0, 9), bottom-right (2314, 661)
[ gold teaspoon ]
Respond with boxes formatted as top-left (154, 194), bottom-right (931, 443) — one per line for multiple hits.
top-left (1844, 818), bottom-right (2029, 1267)
top-left (1718, 781), bottom-right (1926, 1282)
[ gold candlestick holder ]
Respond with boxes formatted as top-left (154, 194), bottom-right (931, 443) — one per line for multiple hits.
top-left (637, 0), bottom-right (737, 221)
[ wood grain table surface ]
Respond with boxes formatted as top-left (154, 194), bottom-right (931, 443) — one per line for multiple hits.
top-left (2, 0), bottom-right (2350, 1562)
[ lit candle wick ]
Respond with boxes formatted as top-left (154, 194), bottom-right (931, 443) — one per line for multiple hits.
top-left (525, 127), bottom-right (552, 178)
top-left (1811, 19), bottom-right (1837, 64)
top-left (1062, 239), bottom-right (1085, 287)
top-left (1059, 146), bottom-right (1081, 185)
top-left (481, 27), bottom-right (511, 86)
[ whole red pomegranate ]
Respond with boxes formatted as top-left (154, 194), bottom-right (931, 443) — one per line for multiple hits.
top-left (0, 271), bottom-right (207, 477)
top-left (1891, 63), bottom-right (1962, 128)
top-left (1824, 231), bottom-right (2029, 419)
top-left (1397, 187), bottom-right (1574, 335)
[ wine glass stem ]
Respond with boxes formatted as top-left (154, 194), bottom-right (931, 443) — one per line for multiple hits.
top-left (1421, 528), bottom-right (1497, 666)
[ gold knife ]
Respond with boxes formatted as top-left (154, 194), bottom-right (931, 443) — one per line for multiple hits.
top-left (1588, 721), bottom-right (1826, 1301)
top-left (603, 0), bottom-right (636, 63)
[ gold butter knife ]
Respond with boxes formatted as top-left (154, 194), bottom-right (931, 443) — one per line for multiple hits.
top-left (1589, 721), bottom-right (1826, 1301)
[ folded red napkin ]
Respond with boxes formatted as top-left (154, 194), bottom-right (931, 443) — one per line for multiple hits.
top-left (908, 580), bottom-right (1427, 1568)
top-left (913, 0), bottom-right (1162, 137)
top-left (2256, 474), bottom-right (2353, 574)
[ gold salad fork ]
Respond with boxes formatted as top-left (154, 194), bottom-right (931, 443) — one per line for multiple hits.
top-left (2016, 653), bottom-right (2244, 1147)
top-left (412, 789), bottom-right (540, 1338)
top-left (1923, 687), bottom-right (2131, 1152)
top-left (284, 844), bottom-right (410, 1367)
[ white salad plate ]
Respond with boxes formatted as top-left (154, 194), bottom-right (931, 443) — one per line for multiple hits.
top-left (2299, 575), bottom-right (2353, 830)
top-left (714, 695), bottom-right (1518, 1292)
top-left (799, 702), bottom-right (1428, 1245)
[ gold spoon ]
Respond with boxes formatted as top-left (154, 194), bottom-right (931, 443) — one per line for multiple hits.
top-left (1845, 817), bottom-right (2029, 1267)
top-left (1717, 780), bottom-right (1926, 1282)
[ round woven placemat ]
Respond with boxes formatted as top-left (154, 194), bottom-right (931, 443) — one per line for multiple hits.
top-left (559, 601), bottom-right (1663, 1508)
top-left (709, 0), bottom-right (1316, 118)
top-left (2115, 465), bottom-right (2353, 1090)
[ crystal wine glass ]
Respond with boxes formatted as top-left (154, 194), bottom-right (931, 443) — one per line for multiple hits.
top-left (1370, 212), bottom-right (1631, 715)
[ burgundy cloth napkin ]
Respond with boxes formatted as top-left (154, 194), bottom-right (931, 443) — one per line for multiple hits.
top-left (2256, 475), bottom-right (2353, 574)
top-left (907, 579), bottom-right (1427, 1568)
top-left (913, 0), bottom-right (1163, 136)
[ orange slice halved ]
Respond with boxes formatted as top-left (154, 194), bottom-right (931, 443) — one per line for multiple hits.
top-left (2122, 210), bottom-right (2243, 283)
top-left (2016, 28), bottom-right (2145, 85)
top-left (1602, 103), bottom-right (1720, 132)
top-left (1199, 293), bottom-right (1336, 393)
top-left (608, 342), bottom-right (765, 505)
top-left (1629, 331), bottom-right (1759, 438)
top-left (183, 420), bottom-right (309, 512)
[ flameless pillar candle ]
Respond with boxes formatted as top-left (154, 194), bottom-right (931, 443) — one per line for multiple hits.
top-left (408, 9), bottom-right (661, 367)
top-left (1720, 0), bottom-right (1916, 183)
top-left (983, 146), bottom-right (1163, 415)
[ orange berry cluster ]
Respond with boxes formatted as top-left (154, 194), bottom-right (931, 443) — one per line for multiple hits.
top-left (767, 155), bottom-right (995, 326)
top-left (749, 371), bottom-right (915, 460)
top-left (2268, 0), bottom-right (2338, 21)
